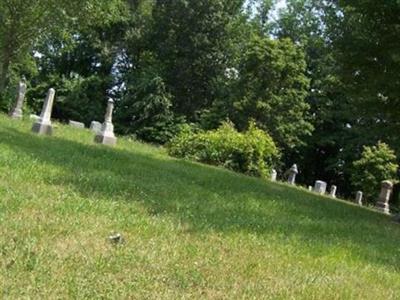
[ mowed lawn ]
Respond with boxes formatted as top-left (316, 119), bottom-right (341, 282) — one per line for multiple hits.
top-left (0, 113), bottom-right (399, 299)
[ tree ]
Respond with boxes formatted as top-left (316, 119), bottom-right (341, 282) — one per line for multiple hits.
top-left (271, 0), bottom-right (353, 188)
top-left (351, 142), bottom-right (398, 203)
top-left (206, 34), bottom-right (312, 154)
top-left (0, 0), bottom-right (125, 106)
top-left (142, 0), bottom-right (244, 120)
top-left (331, 1), bottom-right (400, 155)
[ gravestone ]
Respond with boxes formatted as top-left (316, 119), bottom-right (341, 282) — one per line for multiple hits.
top-left (329, 185), bottom-right (337, 198)
top-left (94, 98), bottom-right (117, 146)
top-left (10, 78), bottom-right (27, 119)
top-left (90, 121), bottom-right (102, 133)
top-left (355, 191), bottom-right (363, 206)
top-left (69, 120), bottom-right (85, 128)
top-left (375, 180), bottom-right (393, 215)
top-left (30, 114), bottom-right (40, 121)
top-left (308, 186), bottom-right (313, 191)
top-left (270, 169), bottom-right (277, 182)
top-left (31, 88), bottom-right (56, 135)
top-left (313, 180), bottom-right (327, 194)
top-left (287, 164), bottom-right (298, 185)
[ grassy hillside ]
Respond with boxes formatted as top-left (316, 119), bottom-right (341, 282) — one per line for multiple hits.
top-left (1, 113), bottom-right (399, 299)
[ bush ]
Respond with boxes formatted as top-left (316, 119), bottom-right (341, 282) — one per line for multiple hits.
top-left (167, 121), bottom-right (280, 177)
top-left (351, 142), bottom-right (398, 202)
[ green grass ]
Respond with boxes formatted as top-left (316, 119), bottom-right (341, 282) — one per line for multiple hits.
top-left (0, 113), bottom-right (399, 299)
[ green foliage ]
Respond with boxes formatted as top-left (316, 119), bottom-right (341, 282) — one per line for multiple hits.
top-left (351, 142), bottom-right (398, 202)
top-left (206, 35), bottom-right (312, 152)
top-left (331, 1), bottom-right (400, 159)
top-left (167, 121), bottom-right (280, 177)
top-left (135, 0), bottom-right (244, 120)
top-left (0, 0), bottom-right (126, 97)
top-left (116, 74), bottom-right (184, 144)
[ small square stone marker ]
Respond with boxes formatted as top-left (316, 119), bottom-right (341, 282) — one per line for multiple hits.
top-left (94, 98), bottom-right (117, 146)
top-left (314, 180), bottom-right (327, 194)
top-left (69, 120), bottom-right (85, 128)
top-left (90, 121), bottom-right (102, 133)
top-left (31, 88), bottom-right (56, 135)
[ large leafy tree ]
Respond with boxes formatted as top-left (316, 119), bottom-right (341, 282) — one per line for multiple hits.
top-left (332, 1), bottom-right (400, 154)
top-left (272, 0), bottom-right (351, 187)
top-left (206, 34), bottom-right (312, 155)
top-left (143, 0), bottom-right (244, 120)
top-left (0, 0), bottom-right (124, 108)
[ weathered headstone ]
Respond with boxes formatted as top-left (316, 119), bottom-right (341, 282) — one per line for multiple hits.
top-left (308, 186), bottom-right (313, 191)
top-left (31, 88), bottom-right (56, 135)
top-left (9, 78), bottom-right (27, 119)
top-left (314, 180), bottom-right (327, 194)
top-left (30, 114), bottom-right (40, 121)
top-left (355, 191), bottom-right (363, 205)
top-left (287, 164), bottom-right (298, 185)
top-left (270, 169), bottom-right (277, 182)
top-left (90, 121), bottom-right (102, 133)
top-left (69, 120), bottom-right (85, 128)
top-left (329, 185), bottom-right (337, 198)
top-left (375, 180), bottom-right (393, 215)
top-left (94, 98), bottom-right (117, 146)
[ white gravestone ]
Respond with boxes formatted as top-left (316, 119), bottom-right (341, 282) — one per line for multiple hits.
top-left (375, 180), bottom-right (393, 215)
top-left (314, 180), bottom-right (327, 194)
top-left (30, 114), bottom-right (40, 121)
top-left (329, 185), bottom-right (337, 198)
top-left (10, 78), bottom-right (27, 119)
top-left (31, 88), bottom-right (55, 135)
top-left (270, 169), bottom-right (277, 182)
top-left (287, 164), bottom-right (298, 185)
top-left (355, 191), bottom-right (363, 206)
top-left (90, 121), bottom-right (102, 133)
top-left (94, 98), bottom-right (117, 146)
top-left (69, 120), bottom-right (85, 128)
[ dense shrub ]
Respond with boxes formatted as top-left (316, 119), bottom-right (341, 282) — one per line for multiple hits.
top-left (167, 121), bottom-right (280, 177)
top-left (351, 142), bottom-right (398, 202)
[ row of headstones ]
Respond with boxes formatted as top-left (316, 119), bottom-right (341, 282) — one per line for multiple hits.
top-left (9, 79), bottom-right (117, 146)
top-left (271, 164), bottom-right (394, 215)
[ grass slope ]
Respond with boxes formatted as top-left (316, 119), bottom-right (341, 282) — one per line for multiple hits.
top-left (0, 113), bottom-right (399, 299)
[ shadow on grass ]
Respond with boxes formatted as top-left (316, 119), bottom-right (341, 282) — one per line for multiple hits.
top-left (1, 126), bottom-right (400, 271)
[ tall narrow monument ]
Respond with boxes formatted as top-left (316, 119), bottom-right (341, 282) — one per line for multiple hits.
top-left (287, 164), bottom-right (298, 185)
top-left (94, 98), bottom-right (117, 146)
top-left (31, 88), bottom-right (56, 135)
top-left (355, 191), bottom-right (363, 206)
top-left (10, 78), bottom-right (27, 119)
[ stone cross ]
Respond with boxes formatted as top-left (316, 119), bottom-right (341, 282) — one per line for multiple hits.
top-left (375, 180), bottom-right (393, 214)
top-left (355, 191), bottom-right (363, 206)
top-left (314, 180), bottom-right (327, 194)
top-left (270, 169), bottom-right (277, 182)
top-left (329, 185), bottom-right (337, 198)
top-left (94, 98), bottom-right (117, 146)
top-left (10, 78), bottom-right (27, 119)
top-left (31, 88), bottom-right (56, 135)
top-left (287, 164), bottom-right (298, 185)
